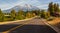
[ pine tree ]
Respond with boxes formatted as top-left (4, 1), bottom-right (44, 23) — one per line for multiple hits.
top-left (48, 2), bottom-right (54, 16)
top-left (56, 3), bottom-right (59, 12)
top-left (0, 9), bottom-right (4, 21)
top-left (41, 10), bottom-right (49, 19)
top-left (10, 9), bottom-right (16, 20)
top-left (32, 10), bottom-right (40, 16)
top-left (54, 3), bottom-right (57, 12)
top-left (41, 10), bottom-right (45, 18)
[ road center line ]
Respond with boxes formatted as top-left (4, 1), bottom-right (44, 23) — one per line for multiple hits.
top-left (2, 19), bottom-right (35, 33)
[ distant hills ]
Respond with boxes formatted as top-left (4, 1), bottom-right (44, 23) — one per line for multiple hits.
top-left (3, 4), bottom-right (40, 13)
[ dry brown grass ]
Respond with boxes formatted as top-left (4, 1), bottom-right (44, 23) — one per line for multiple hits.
top-left (48, 17), bottom-right (60, 25)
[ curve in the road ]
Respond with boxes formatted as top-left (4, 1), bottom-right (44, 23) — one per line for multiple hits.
top-left (0, 18), bottom-right (57, 33)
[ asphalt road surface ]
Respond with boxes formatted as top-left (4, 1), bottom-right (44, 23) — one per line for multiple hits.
top-left (0, 18), bottom-right (57, 33)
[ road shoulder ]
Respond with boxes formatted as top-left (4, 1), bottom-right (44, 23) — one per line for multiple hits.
top-left (42, 18), bottom-right (60, 33)
top-left (0, 16), bottom-right (37, 25)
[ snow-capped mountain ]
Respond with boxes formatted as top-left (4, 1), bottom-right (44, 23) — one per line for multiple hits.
top-left (3, 4), bottom-right (40, 13)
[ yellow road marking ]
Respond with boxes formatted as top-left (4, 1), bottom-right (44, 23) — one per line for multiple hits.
top-left (3, 25), bottom-right (24, 33)
top-left (2, 21), bottom-right (32, 33)
top-left (2, 16), bottom-right (37, 33)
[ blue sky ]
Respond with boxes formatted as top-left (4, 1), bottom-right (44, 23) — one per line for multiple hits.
top-left (0, 0), bottom-right (60, 10)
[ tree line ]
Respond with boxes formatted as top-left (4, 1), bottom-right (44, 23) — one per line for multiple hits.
top-left (0, 9), bottom-right (41, 22)
top-left (0, 2), bottom-right (60, 22)
top-left (48, 2), bottom-right (60, 16)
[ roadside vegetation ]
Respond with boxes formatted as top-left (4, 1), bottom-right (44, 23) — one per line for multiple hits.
top-left (0, 2), bottom-right (60, 22)
top-left (0, 9), bottom-right (41, 22)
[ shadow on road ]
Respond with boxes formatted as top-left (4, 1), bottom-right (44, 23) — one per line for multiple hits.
top-left (0, 24), bottom-right (57, 33)
top-left (0, 24), bottom-right (20, 32)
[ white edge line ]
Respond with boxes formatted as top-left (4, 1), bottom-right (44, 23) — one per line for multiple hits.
top-left (43, 20), bottom-right (60, 33)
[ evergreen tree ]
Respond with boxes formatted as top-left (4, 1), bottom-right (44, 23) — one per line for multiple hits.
top-left (41, 10), bottom-right (45, 18)
top-left (18, 10), bottom-right (24, 15)
top-left (54, 3), bottom-right (59, 12)
top-left (10, 9), bottom-right (16, 20)
top-left (56, 3), bottom-right (59, 12)
top-left (32, 10), bottom-right (40, 16)
top-left (0, 9), bottom-right (4, 21)
top-left (41, 10), bottom-right (48, 19)
top-left (54, 3), bottom-right (57, 12)
top-left (48, 2), bottom-right (54, 16)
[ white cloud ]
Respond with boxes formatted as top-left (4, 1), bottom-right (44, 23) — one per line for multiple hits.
top-left (0, 0), bottom-right (60, 10)
top-left (37, 4), bottom-right (48, 9)
top-left (0, 4), bottom-right (12, 10)
top-left (0, 0), bottom-right (40, 10)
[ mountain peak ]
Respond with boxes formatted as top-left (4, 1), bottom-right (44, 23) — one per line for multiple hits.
top-left (3, 4), bottom-right (40, 13)
top-left (24, 4), bottom-right (32, 8)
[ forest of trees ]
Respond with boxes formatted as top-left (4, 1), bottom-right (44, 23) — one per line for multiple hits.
top-left (48, 2), bottom-right (60, 16)
top-left (0, 2), bottom-right (60, 22)
top-left (0, 9), bottom-right (41, 22)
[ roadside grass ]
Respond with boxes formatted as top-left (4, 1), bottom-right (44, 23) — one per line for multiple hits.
top-left (0, 15), bottom-right (36, 22)
top-left (47, 17), bottom-right (60, 25)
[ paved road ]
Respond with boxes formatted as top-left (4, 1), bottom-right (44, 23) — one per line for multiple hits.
top-left (0, 18), bottom-right (57, 33)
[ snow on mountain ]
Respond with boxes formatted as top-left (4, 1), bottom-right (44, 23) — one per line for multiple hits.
top-left (3, 4), bottom-right (40, 13)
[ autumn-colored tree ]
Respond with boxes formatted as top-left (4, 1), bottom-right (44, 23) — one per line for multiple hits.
top-left (30, 12), bottom-right (35, 17)
top-left (46, 11), bottom-right (50, 18)
top-left (26, 12), bottom-right (31, 18)
top-left (16, 10), bottom-right (25, 20)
